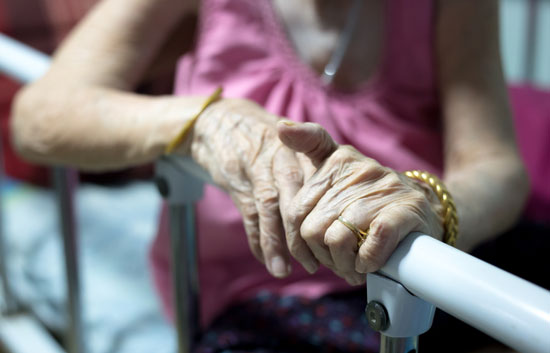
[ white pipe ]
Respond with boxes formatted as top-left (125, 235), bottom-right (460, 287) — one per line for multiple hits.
top-left (0, 34), bottom-right (50, 84)
top-left (2, 32), bottom-right (550, 353)
top-left (381, 233), bottom-right (550, 353)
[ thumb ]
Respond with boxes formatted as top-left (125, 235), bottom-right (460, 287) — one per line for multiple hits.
top-left (277, 120), bottom-right (338, 168)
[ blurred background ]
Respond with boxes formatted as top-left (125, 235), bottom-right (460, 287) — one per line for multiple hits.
top-left (0, 1), bottom-right (549, 353)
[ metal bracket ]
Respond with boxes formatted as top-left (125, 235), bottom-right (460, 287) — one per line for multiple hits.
top-left (155, 155), bottom-right (208, 206)
top-left (155, 156), bottom-right (208, 353)
top-left (366, 272), bottom-right (435, 353)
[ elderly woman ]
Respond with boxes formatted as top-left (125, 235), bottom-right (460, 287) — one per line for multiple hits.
top-left (12, 0), bottom-right (529, 352)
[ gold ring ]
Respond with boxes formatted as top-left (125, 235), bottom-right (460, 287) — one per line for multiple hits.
top-left (337, 216), bottom-right (369, 247)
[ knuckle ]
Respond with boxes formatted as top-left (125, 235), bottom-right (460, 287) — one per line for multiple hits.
top-left (411, 190), bottom-right (430, 209)
top-left (356, 161), bottom-right (387, 181)
top-left (334, 145), bottom-right (355, 160)
top-left (360, 245), bottom-right (386, 271)
top-left (220, 159), bottom-right (242, 177)
top-left (278, 168), bottom-right (303, 183)
top-left (401, 191), bottom-right (431, 220)
top-left (300, 218), bottom-right (321, 242)
top-left (361, 221), bottom-right (396, 270)
top-left (260, 232), bottom-right (283, 251)
top-left (239, 200), bottom-right (259, 220)
top-left (286, 206), bottom-right (302, 225)
top-left (254, 187), bottom-right (279, 211)
top-left (324, 232), bottom-right (346, 249)
top-left (247, 233), bottom-right (261, 249)
top-left (339, 144), bottom-right (356, 154)
top-left (261, 127), bottom-right (277, 141)
top-left (288, 241), bottom-right (304, 258)
top-left (242, 218), bottom-right (260, 240)
top-left (372, 217), bottom-right (397, 240)
top-left (383, 172), bottom-right (403, 188)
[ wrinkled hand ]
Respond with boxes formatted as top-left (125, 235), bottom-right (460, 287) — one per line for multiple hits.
top-left (189, 99), bottom-right (315, 277)
top-left (278, 121), bottom-right (444, 285)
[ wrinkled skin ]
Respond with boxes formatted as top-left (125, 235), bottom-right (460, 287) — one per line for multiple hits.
top-left (278, 121), bottom-right (444, 285)
top-left (191, 107), bottom-right (444, 283)
top-left (189, 98), bottom-right (316, 277)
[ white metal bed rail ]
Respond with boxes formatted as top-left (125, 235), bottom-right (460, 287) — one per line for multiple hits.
top-left (0, 33), bottom-right (84, 353)
top-left (1, 27), bottom-right (550, 353)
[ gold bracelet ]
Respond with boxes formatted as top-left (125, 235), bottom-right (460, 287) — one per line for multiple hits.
top-left (164, 87), bottom-right (223, 154)
top-left (404, 170), bottom-right (459, 247)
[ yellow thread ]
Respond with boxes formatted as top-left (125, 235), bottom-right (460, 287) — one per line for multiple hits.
top-left (164, 87), bottom-right (223, 154)
top-left (404, 170), bottom-right (459, 247)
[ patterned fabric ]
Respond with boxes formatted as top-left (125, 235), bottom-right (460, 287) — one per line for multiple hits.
top-left (194, 290), bottom-right (379, 353)
top-left (0, 0), bottom-right (97, 183)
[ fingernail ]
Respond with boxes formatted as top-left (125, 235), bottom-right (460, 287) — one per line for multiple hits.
top-left (281, 119), bottom-right (296, 126)
top-left (303, 259), bottom-right (319, 274)
top-left (346, 274), bottom-right (364, 286)
top-left (270, 256), bottom-right (290, 278)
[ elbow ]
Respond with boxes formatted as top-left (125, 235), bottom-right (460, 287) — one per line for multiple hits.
top-left (10, 84), bottom-right (60, 164)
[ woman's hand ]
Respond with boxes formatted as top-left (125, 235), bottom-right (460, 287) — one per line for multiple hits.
top-left (188, 99), bottom-right (314, 277)
top-left (278, 121), bottom-right (444, 285)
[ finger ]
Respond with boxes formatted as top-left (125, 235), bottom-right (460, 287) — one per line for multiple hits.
top-left (355, 204), bottom-right (423, 273)
top-left (272, 145), bottom-right (319, 274)
top-left (300, 211), bottom-right (335, 269)
top-left (251, 166), bottom-right (292, 278)
top-left (272, 145), bottom-right (302, 219)
top-left (283, 146), bottom-right (353, 273)
top-left (284, 165), bottom-right (336, 273)
top-left (325, 219), bottom-right (363, 274)
top-left (297, 153), bottom-right (316, 181)
top-left (327, 200), bottom-right (374, 281)
top-left (302, 213), bottom-right (364, 286)
top-left (230, 191), bottom-right (264, 264)
top-left (277, 121), bottom-right (338, 168)
top-left (297, 191), bottom-right (360, 273)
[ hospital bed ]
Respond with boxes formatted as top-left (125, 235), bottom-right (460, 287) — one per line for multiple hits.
top-left (1, 1), bottom-right (550, 352)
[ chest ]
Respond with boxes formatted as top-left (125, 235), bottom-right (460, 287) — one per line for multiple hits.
top-left (273, 0), bottom-right (385, 90)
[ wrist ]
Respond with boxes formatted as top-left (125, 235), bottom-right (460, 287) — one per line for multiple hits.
top-left (164, 88), bottom-right (223, 155)
top-left (405, 170), bottom-right (459, 246)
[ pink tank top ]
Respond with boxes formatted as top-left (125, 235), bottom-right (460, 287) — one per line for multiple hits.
top-left (151, 0), bottom-right (443, 326)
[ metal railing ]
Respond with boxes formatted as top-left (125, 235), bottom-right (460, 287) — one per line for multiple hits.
top-left (1, 15), bottom-right (550, 353)
top-left (0, 33), bottom-right (84, 353)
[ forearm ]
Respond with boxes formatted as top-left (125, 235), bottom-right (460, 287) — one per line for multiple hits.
top-left (50, 0), bottom-right (193, 88)
top-left (11, 0), bottom-right (200, 170)
top-left (445, 154), bottom-right (528, 252)
top-left (437, 0), bottom-right (529, 252)
top-left (12, 83), bottom-right (209, 171)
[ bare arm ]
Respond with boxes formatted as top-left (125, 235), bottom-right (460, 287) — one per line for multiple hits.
top-left (11, 0), bottom-right (311, 278)
top-left (437, 0), bottom-right (529, 251)
top-left (12, 0), bottom-right (202, 171)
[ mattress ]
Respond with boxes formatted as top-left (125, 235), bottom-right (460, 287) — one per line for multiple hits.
top-left (1, 178), bottom-right (176, 353)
